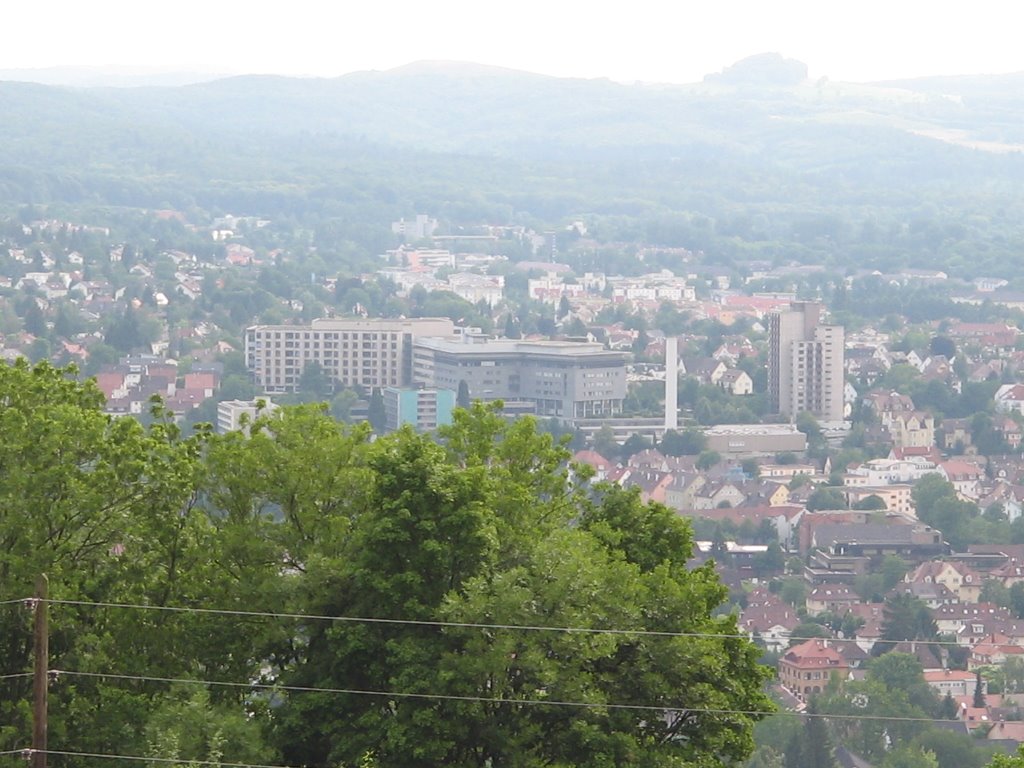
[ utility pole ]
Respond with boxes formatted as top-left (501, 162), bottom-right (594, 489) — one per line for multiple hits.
top-left (32, 574), bottom-right (48, 768)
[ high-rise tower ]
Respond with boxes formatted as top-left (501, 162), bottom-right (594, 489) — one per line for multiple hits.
top-left (768, 302), bottom-right (844, 423)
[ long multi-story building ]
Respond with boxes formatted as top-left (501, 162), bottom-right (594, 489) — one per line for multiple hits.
top-left (412, 336), bottom-right (627, 422)
top-left (244, 318), bottom-right (455, 393)
top-left (768, 301), bottom-right (845, 423)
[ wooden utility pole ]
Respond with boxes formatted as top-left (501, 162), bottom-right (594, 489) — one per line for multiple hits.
top-left (32, 574), bottom-right (48, 768)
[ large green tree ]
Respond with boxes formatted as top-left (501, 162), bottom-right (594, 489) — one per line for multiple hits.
top-left (784, 701), bottom-right (836, 768)
top-left (866, 652), bottom-right (938, 714)
top-left (0, 374), bottom-right (772, 768)
top-left (270, 405), bottom-right (774, 767)
top-left (0, 361), bottom-right (260, 759)
top-left (875, 593), bottom-right (939, 655)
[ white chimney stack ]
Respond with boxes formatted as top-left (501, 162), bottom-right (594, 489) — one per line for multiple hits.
top-left (665, 336), bottom-right (679, 431)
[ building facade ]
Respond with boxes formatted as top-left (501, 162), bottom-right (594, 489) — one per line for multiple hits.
top-left (217, 398), bottom-right (278, 434)
top-left (778, 639), bottom-right (850, 699)
top-left (383, 387), bottom-right (456, 432)
top-left (768, 301), bottom-right (845, 423)
top-left (703, 424), bottom-right (808, 457)
top-left (412, 336), bottom-right (627, 422)
top-left (244, 318), bottom-right (455, 394)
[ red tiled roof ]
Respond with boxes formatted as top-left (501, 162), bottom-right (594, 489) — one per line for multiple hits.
top-left (782, 639), bottom-right (848, 667)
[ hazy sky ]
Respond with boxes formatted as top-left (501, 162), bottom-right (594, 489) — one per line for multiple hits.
top-left (5, 0), bottom-right (1023, 83)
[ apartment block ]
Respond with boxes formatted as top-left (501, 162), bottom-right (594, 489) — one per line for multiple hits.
top-left (768, 301), bottom-right (845, 423)
top-left (244, 318), bottom-right (456, 394)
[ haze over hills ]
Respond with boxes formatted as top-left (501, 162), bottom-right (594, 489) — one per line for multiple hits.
top-left (1, 54), bottom-right (1023, 279)
top-left (3, 54), bottom-right (1018, 155)
top-left (0, 65), bottom-right (229, 88)
top-left (0, 57), bottom-right (989, 152)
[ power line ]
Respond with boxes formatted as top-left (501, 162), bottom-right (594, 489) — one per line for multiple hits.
top-left (0, 598), bottom-right (28, 607)
top-left (0, 673), bottom-right (32, 682)
top-left (43, 596), bottom-right (986, 649)
top-left (0, 749), bottom-right (29, 757)
top-left (52, 668), bottom-right (977, 725)
top-left (46, 597), bottom-right (730, 639)
top-left (29, 749), bottom-right (298, 768)
top-left (55, 669), bottom-right (686, 714)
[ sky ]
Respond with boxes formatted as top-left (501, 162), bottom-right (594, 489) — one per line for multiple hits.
top-left (4, 0), bottom-right (1024, 84)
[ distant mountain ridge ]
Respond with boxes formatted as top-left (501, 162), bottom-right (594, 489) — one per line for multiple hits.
top-left (0, 55), bottom-right (1021, 219)
top-left (67, 57), bottom-right (992, 149)
top-left (0, 56), bottom-right (1023, 280)
top-left (0, 65), bottom-right (228, 88)
top-left (0, 56), bottom-right (1020, 154)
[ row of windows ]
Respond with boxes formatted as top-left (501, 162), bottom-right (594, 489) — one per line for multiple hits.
top-left (255, 331), bottom-right (402, 341)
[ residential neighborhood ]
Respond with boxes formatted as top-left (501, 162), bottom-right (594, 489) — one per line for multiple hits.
top-left (7, 204), bottom-right (1024, 754)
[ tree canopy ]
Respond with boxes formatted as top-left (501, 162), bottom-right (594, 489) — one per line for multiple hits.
top-left (0, 365), bottom-right (774, 768)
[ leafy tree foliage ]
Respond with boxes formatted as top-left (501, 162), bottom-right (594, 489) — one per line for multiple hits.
top-left (916, 730), bottom-right (997, 768)
top-left (0, 379), bottom-right (774, 768)
top-left (0, 360), bottom-right (226, 758)
top-left (874, 593), bottom-right (939, 656)
top-left (866, 653), bottom-right (938, 714)
top-left (883, 746), bottom-right (940, 768)
top-left (929, 336), bottom-right (957, 359)
top-left (298, 360), bottom-right (334, 401)
top-left (852, 494), bottom-right (887, 510)
top-left (911, 474), bottom-right (980, 550)
top-left (807, 487), bottom-right (848, 511)
top-left (784, 701), bottom-right (836, 768)
top-left (819, 677), bottom-right (931, 763)
top-left (368, 386), bottom-right (387, 432)
top-left (591, 423), bottom-right (621, 461)
top-left (456, 379), bottom-right (471, 409)
top-left (984, 747), bottom-right (1024, 768)
top-left (660, 427), bottom-right (707, 456)
top-left (697, 449), bottom-right (723, 470)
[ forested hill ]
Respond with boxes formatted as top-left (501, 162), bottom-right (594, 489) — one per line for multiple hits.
top-left (7, 57), bottom-right (1024, 156)
top-left (2, 56), bottom-right (1024, 278)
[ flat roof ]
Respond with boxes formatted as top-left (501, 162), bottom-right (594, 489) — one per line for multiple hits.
top-left (247, 317), bottom-right (455, 332)
top-left (703, 424), bottom-right (803, 436)
top-left (415, 337), bottom-right (626, 359)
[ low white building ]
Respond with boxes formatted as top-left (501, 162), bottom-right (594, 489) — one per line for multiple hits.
top-left (447, 273), bottom-right (505, 307)
top-left (844, 458), bottom-right (938, 486)
top-left (217, 398), bottom-right (278, 434)
top-left (923, 669), bottom-right (983, 698)
top-left (391, 214), bottom-right (438, 242)
top-left (995, 384), bottom-right (1024, 414)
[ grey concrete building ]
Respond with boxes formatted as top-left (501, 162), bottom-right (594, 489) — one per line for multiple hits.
top-left (412, 336), bottom-right (627, 422)
top-left (703, 424), bottom-right (808, 457)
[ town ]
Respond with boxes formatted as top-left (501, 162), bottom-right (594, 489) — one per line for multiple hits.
top-left (7, 202), bottom-right (1024, 756)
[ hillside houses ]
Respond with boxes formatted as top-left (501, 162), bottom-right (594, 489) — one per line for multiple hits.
top-left (940, 459), bottom-right (987, 499)
top-left (907, 560), bottom-right (983, 603)
top-left (740, 588), bottom-right (799, 651)
top-left (888, 411), bottom-right (936, 449)
top-left (94, 355), bottom-right (222, 419)
top-left (996, 385), bottom-right (1024, 414)
top-left (844, 457), bottom-right (938, 486)
top-left (948, 321), bottom-right (1020, 350)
